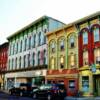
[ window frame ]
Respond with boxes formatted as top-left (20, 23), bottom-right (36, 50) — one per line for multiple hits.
top-left (83, 31), bottom-right (88, 45)
top-left (93, 27), bottom-right (100, 42)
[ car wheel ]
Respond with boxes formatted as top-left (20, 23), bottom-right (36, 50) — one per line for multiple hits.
top-left (33, 93), bottom-right (37, 99)
top-left (20, 92), bottom-right (23, 96)
top-left (9, 91), bottom-right (12, 95)
top-left (47, 95), bottom-right (52, 100)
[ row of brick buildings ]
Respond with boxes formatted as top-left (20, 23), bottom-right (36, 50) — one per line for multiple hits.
top-left (0, 11), bottom-right (100, 97)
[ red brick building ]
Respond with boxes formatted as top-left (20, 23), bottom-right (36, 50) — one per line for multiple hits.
top-left (0, 42), bottom-right (9, 89)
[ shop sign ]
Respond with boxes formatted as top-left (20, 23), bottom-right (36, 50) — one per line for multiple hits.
top-left (91, 64), bottom-right (96, 73)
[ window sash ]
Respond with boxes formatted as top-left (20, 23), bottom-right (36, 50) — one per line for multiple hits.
top-left (94, 28), bottom-right (99, 42)
top-left (70, 55), bottom-right (75, 66)
top-left (83, 32), bottom-right (88, 44)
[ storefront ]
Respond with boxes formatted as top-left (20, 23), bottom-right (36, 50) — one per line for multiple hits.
top-left (79, 67), bottom-right (100, 96)
top-left (46, 69), bottom-right (79, 96)
top-left (5, 69), bottom-right (46, 89)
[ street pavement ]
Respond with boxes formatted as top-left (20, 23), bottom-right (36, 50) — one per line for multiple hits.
top-left (0, 90), bottom-right (100, 100)
top-left (0, 91), bottom-right (34, 100)
top-left (64, 96), bottom-right (100, 100)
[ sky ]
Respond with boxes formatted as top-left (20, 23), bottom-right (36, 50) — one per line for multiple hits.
top-left (0, 0), bottom-right (100, 44)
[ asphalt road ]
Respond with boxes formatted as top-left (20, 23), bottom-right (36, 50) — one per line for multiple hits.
top-left (0, 91), bottom-right (34, 100)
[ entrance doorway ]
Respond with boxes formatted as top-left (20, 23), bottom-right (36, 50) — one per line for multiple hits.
top-left (93, 75), bottom-right (100, 96)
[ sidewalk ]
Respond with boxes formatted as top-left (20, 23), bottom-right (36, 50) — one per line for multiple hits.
top-left (64, 96), bottom-right (100, 100)
top-left (0, 89), bottom-right (9, 94)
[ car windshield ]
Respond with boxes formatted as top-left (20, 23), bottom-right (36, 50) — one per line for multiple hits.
top-left (39, 84), bottom-right (52, 90)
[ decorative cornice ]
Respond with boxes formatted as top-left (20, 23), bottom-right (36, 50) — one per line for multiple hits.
top-left (2, 65), bottom-right (47, 74)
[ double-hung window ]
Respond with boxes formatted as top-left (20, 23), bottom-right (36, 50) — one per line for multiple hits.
top-left (93, 27), bottom-right (99, 42)
top-left (83, 31), bottom-right (88, 45)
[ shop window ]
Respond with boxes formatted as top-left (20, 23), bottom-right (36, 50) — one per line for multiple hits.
top-left (94, 48), bottom-right (100, 64)
top-left (83, 51), bottom-right (88, 65)
top-left (93, 27), bottom-right (99, 42)
top-left (69, 80), bottom-right (75, 90)
top-left (82, 76), bottom-right (89, 92)
top-left (70, 37), bottom-right (75, 48)
top-left (83, 31), bottom-right (88, 45)
top-left (34, 76), bottom-right (45, 86)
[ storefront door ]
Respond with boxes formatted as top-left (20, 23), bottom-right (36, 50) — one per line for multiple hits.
top-left (94, 75), bottom-right (100, 96)
top-left (97, 78), bottom-right (100, 96)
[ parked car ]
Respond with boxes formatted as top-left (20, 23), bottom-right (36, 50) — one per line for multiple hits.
top-left (9, 86), bottom-right (21, 96)
top-left (31, 83), bottom-right (66, 100)
top-left (9, 83), bottom-right (38, 96)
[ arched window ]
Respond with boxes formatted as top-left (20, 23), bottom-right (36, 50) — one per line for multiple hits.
top-left (25, 38), bottom-right (27, 51)
top-left (23, 55), bottom-right (26, 68)
top-left (29, 36), bottom-right (31, 49)
top-left (15, 57), bottom-right (17, 69)
top-left (94, 48), bottom-right (100, 64)
top-left (51, 57), bottom-right (55, 69)
top-left (38, 32), bottom-right (41, 46)
top-left (60, 56), bottom-right (64, 69)
top-left (34, 34), bottom-right (36, 47)
top-left (9, 59), bottom-right (10, 70)
top-left (44, 35), bottom-right (46, 44)
top-left (12, 59), bottom-right (14, 69)
top-left (19, 56), bottom-right (21, 68)
top-left (70, 36), bottom-right (75, 48)
top-left (68, 53), bottom-right (76, 68)
top-left (33, 53), bottom-right (35, 66)
top-left (13, 44), bottom-right (15, 55)
top-left (43, 49), bottom-right (46, 65)
top-left (38, 51), bottom-right (40, 65)
top-left (28, 54), bottom-right (30, 67)
top-left (83, 51), bottom-right (88, 65)
top-left (50, 41), bottom-right (55, 53)
top-left (20, 40), bottom-right (22, 52)
top-left (60, 39), bottom-right (64, 51)
top-left (93, 26), bottom-right (100, 42)
top-left (16, 42), bottom-right (18, 53)
top-left (83, 31), bottom-right (88, 45)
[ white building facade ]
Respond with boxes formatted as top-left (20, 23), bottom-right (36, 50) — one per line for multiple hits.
top-left (5, 16), bottom-right (65, 89)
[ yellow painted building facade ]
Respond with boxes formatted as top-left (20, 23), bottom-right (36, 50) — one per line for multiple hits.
top-left (46, 25), bottom-right (79, 96)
